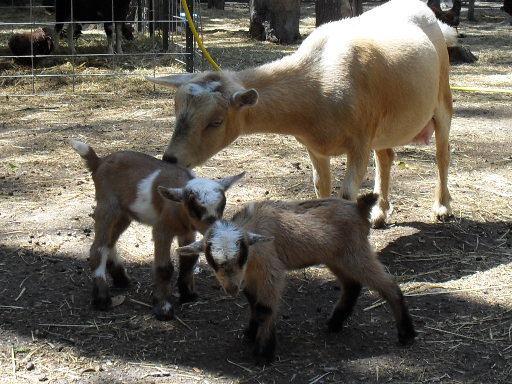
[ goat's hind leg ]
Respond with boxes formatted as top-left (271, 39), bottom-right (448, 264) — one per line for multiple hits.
top-left (152, 222), bottom-right (175, 320)
top-left (177, 232), bottom-right (199, 303)
top-left (342, 251), bottom-right (416, 345)
top-left (325, 264), bottom-right (362, 333)
top-left (106, 214), bottom-right (131, 289)
top-left (433, 101), bottom-right (453, 221)
top-left (89, 204), bottom-right (124, 310)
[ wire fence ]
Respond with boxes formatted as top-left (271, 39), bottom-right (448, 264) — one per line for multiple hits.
top-left (0, 0), bottom-right (204, 96)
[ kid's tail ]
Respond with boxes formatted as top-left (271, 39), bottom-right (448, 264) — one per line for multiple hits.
top-left (356, 193), bottom-right (379, 220)
top-left (69, 139), bottom-right (101, 172)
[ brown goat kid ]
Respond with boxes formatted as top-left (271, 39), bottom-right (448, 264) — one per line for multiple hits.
top-left (178, 194), bottom-right (416, 364)
top-left (8, 27), bottom-right (54, 65)
top-left (70, 140), bottom-right (244, 320)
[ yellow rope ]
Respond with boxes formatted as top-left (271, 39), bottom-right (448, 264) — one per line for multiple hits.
top-left (451, 86), bottom-right (512, 94)
top-left (181, 0), bottom-right (221, 71)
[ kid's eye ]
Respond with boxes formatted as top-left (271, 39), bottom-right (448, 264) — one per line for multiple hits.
top-left (207, 120), bottom-right (223, 129)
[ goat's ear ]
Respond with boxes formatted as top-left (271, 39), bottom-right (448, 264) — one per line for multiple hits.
top-left (176, 240), bottom-right (204, 255)
top-left (146, 74), bottom-right (195, 88)
top-left (158, 186), bottom-right (184, 202)
top-left (218, 171), bottom-right (246, 190)
top-left (247, 232), bottom-right (273, 246)
top-left (230, 89), bottom-right (258, 108)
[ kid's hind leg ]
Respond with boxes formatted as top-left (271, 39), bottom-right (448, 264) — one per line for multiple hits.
top-left (432, 94), bottom-right (453, 221)
top-left (342, 251), bottom-right (416, 345)
top-left (325, 264), bottom-right (362, 333)
top-left (89, 203), bottom-right (123, 310)
top-left (177, 232), bottom-right (199, 303)
top-left (106, 214), bottom-right (131, 288)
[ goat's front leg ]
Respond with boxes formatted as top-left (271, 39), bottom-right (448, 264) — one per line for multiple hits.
top-left (340, 145), bottom-right (371, 201)
top-left (371, 148), bottom-right (395, 228)
top-left (306, 148), bottom-right (331, 198)
top-left (177, 232), bottom-right (199, 303)
top-left (152, 223), bottom-right (175, 321)
top-left (115, 22), bottom-right (123, 54)
top-left (104, 23), bottom-right (114, 54)
top-left (67, 23), bottom-right (76, 55)
top-left (243, 289), bottom-right (259, 342)
top-left (248, 273), bottom-right (284, 365)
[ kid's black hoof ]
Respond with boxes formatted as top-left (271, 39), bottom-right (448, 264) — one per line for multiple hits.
top-left (92, 295), bottom-right (112, 311)
top-left (153, 301), bottom-right (174, 321)
top-left (179, 291), bottom-right (198, 304)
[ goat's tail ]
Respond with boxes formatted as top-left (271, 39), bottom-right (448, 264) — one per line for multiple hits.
top-left (437, 20), bottom-right (457, 47)
top-left (69, 139), bottom-right (101, 172)
top-left (356, 193), bottom-right (379, 220)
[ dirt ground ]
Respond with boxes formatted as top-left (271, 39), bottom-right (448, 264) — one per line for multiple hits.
top-left (1, 1), bottom-right (511, 383)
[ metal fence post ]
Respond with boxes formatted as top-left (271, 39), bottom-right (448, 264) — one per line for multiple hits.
top-left (185, 0), bottom-right (194, 73)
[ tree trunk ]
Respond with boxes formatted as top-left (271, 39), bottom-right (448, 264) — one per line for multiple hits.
top-left (207, 0), bottom-right (225, 10)
top-left (315, 0), bottom-right (353, 27)
top-left (468, 0), bottom-right (476, 21)
top-left (249, 0), bottom-right (300, 44)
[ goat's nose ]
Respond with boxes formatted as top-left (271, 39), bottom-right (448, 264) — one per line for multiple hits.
top-left (205, 216), bottom-right (217, 225)
top-left (162, 154), bottom-right (177, 163)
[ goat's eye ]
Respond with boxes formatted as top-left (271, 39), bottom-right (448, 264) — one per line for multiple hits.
top-left (207, 120), bottom-right (223, 129)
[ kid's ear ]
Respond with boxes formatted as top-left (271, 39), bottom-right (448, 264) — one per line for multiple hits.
top-left (218, 171), bottom-right (246, 190)
top-left (230, 89), bottom-right (258, 108)
top-left (247, 232), bottom-right (273, 246)
top-left (176, 240), bottom-right (204, 255)
top-left (158, 186), bottom-right (184, 202)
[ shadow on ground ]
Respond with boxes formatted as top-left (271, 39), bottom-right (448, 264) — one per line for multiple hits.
top-left (1, 216), bottom-right (511, 383)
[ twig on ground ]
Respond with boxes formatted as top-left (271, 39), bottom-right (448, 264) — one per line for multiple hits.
top-left (175, 315), bottom-right (193, 331)
top-left (226, 359), bottom-right (254, 373)
top-left (425, 325), bottom-right (492, 344)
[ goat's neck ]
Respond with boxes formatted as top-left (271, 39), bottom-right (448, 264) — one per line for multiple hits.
top-left (237, 54), bottom-right (311, 136)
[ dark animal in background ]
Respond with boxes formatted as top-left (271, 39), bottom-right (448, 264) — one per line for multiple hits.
top-left (8, 27), bottom-right (54, 65)
top-left (427, 0), bottom-right (461, 27)
top-left (502, 0), bottom-right (512, 17)
top-left (54, 0), bottom-right (132, 54)
top-left (61, 22), bottom-right (135, 42)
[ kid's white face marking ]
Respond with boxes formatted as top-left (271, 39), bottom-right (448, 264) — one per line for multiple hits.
top-left (186, 178), bottom-right (224, 217)
top-left (209, 221), bottom-right (243, 265)
top-left (70, 139), bottom-right (89, 156)
top-left (94, 247), bottom-right (109, 279)
top-left (130, 169), bottom-right (161, 224)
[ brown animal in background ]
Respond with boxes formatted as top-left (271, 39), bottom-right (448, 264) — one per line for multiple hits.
top-left (8, 27), bottom-right (54, 65)
top-left (178, 194), bottom-right (416, 364)
top-left (70, 140), bottom-right (244, 320)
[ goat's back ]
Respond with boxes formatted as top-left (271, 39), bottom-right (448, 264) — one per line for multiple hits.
top-left (233, 199), bottom-right (372, 269)
top-left (92, 151), bottom-right (193, 211)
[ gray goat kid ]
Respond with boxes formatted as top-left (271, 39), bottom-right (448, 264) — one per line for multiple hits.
top-left (70, 140), bottom-right (244, 320)
top-left (178, 194), bottom-right (416, 364)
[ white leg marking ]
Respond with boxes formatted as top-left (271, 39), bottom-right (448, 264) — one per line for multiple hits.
top-left (94, 247), bottom-right (110, 279)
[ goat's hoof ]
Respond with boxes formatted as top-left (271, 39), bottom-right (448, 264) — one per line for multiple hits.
top-left (111, 270), bottom-right (131, 289)
top-left (327, 319), bottom-right (344, 333)
top-left (179, 291), bottom-right (198, 304)
top-left (398, 329), bottom-right (417, 346)
top-left (253, 349), bottom-right (274, 366)
top-left (244, 326), bottom-right (257, 343)
top-left (153, 300), bottom-right (174, 321)
top-left (370, 216), bottom-right (387, 229)
top-left (432, 203), bottom-right (453, 222)
top-left (92, 295), bottom-right (112, 310)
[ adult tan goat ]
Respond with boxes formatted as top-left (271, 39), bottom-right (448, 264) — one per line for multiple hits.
top-left (147, 0), bottom-right (456, 228)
